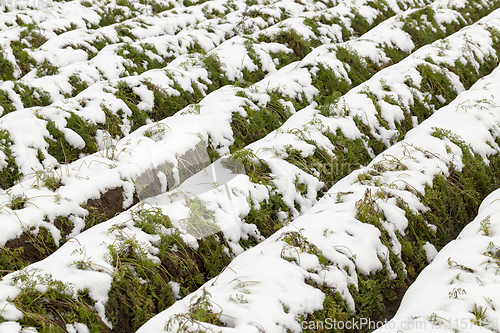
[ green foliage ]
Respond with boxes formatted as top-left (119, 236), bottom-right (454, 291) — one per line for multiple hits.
top-left (245, 194), bottom-right (290, 239)
top-left (8, 24), bottom-right (46, 76)
top-left (114, 80), bottom-right (148, 131)
top-left (106, 235), bottom-right (176, 332)
top-left (336, 46), bottom-right (380, 87)
top-left (0, 49), bottom-right (15, 81)
top-left (239, 40), bottom-right (267, 84)
top-left (14, 83), bottom-right (53, 108)
top-left (312, 62), bottom-right (350, 107)
top-left (165, 288), bottom-right (224, 331)
top-left (98, 103), bottom-right (124, 139)
top-left (231, 92), bottom-right (291, 152)
top-left (132, 206), bottom-right (173, 235)
top-left (115, 23), bottom-right (137, 41)
top-left (454, 0), bottom-right (500, 23)
top-left (181, 197), bottom-right (220, 239)
top-left (471, 304), bottom-right (488, 326)
top-left (45, 112), bottom-right (98, 164)
top-left (366, 0), bottom-right (397, 22)
top-left (183, 0), bottom-right (209, 7)
top-left (0, 226), bottom-right (59, 280)
top-left (324, 129), bottom-right (372, 183)
top-left (487, 27), bottom-right (500, 55)
top-left (360, 88), bottom-right (390, 130)
top-left (301, 280), bottom-right (350, 332)
top-left (10, 41), bottom-right (36, 76)
top-left (116, 43), bottom-right (165, 75)
top-left (304, 127), bottom-right (500, 328)
top-left (31, 168), bottom-right (63, 191)
top-left (0, 129), bottom-right (21, 189)
top-left (353, 115), bottom-right (386, 156)
top-left (203, 53), bottom-right (230, 93)
top-left (230, 148), bottom-right (273, 185)
top-left (80, 205), bottom-right (108, 230)
top-left (102, 203), bottom-right (232, 330)
top-left (5, 1), bottom-right (500, 330)
top-left (446, 53), bottom-right (498, 90)
top-left (416, 64), bottom-right (458, 109)
top-left (355, 189), bottom-right (391, 247)
top-left (347, 256), bottom-right (408, 322)
top-left (479, 215), bottom-right (491, 236)
top-left (265, 29), bottom-right (320, 59)
top-left (279, 230), bottom-right (330, 266)
top-left (36, 59), bottom-right (59, 77)
top-left (19, 24), bottom-right (48, 49)
top-left (410, 138), bottom-right (499, 250)
top-left (0, 247), bottom-right (28, 279)
top-left (0, 89), bottom-right (16, 116)
top-left (401, 7), bottom-right (453, 46)
top-left (382, 45), bottom-right (408, 64)
top-left (10, 271), bottom-right (106, 332)
top-left (98, 7), bottom-right (126, 27)
top-left (303, 16), bottom-right (349, 42)
top-left (284, 129), bottom-right (371, 196)
top-left (138, 0), bottom-right (173, 14)
top-left (68, 73), bottom-right (89, 97)
top-left (141, 77), bottom-right (204, 122)
top-left (85, 35), bottom-right (114, 59)
top-left (66, 112), bottom-right (98, 151)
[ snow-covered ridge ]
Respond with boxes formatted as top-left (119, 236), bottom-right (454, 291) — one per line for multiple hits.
top-left (135, 60), bottom-right (500, 333)
top-left (1, 0), bottom-right (498, 185)
top-left (1, 0), bottom-right (500, 331)
top-left (0, 0), bottom-right (414, 108)
top-left (373, 187), bottom-right (500, 331)
top-left (1, 5), bottom-right (498, 254)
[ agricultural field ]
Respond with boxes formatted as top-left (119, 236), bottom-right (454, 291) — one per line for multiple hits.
top-left (1, 0), bottom-right (500, 331)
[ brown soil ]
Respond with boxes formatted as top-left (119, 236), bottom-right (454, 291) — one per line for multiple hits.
top-left (85, 186), bottom-right (139, 221)
top-left (4, 227), bottom-right (58, 265)
top-left (1, 187), bottom-right (140, 276)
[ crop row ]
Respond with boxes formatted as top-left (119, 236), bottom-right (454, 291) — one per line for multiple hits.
top-left (136, 60), bottom-right (500, 333)
top-left (1, 0), bottom-right (498, 190)
top-left (1, 7), bottom-right (500, 331)
top-left (0, 0), bottom-right (412, 111)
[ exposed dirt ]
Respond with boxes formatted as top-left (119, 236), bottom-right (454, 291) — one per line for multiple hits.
top-left (1, 187), bottom-right (140, 277)
top-left (4, 227), bottom-right (58, 265)
top-left (85, 186), bottom-right (139, 221)
top-left (108, 297), bottom-right (135, 333)
top-left (53, 216), bottom-right (74, 240)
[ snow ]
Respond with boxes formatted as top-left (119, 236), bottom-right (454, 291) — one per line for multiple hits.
top-left (375, 190), bottom-right (500, 332)
top-left (135, 48), bottom-right (500, 333)
top-left (2, 0), bottom-right (500, 331)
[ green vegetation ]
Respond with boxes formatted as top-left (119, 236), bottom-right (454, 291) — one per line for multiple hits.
top-left (0, 49), bottom-right (15, 81)
top-left (12, 271), bottom-right (107, 332)
top-left (13, 83), bottom-right (52, 108)
top-left (2, 0), bottom-right (500, 330)
top-left (44, 112), bottom-right (98, 164)
top-left (0, 129), bottom-right (21, 189)
top-left (68, 73), bottom-right (89, 97)
top-left (231, 91), bottom-right (292, 151)
top-left (36, 59), bottom-right (59, 77)
top-left (116, 43), bottom-right (166, 75)
top-left (51, 206), bottom-right (225, 329)
top-left (303, 130), bottom-right (500, 331)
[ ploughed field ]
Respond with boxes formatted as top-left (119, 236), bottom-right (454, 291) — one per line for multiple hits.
top-left (2, 0), bottom-right (500, 331)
